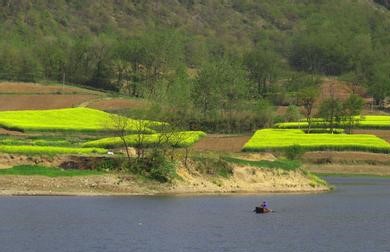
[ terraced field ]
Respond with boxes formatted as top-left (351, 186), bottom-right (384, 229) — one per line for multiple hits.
top-left (275, 116), bottom-right (390, 129)
top-left (0, 107), bottom-right (156, 133)
top-left (243, 129), bottom-right (390, 153)
top-left (82, 131), bottom-right (206, 148)
top-left (0, 107), bottom-right (205, 155)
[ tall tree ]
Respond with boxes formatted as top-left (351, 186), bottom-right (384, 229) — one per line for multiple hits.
top-left (298, 87), bottom-right (318, 133)
top-left (193, 58), bottom-right (249, 132)
top-left (244, 48), bottom-right (280, 97)
top-left (342, 94), bottom-right (364, 134)
top-left (318, 97), bottom-right (343, 134)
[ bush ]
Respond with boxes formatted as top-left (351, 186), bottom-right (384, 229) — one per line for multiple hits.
top-left (284, 145), bottom-right (305, 160)
top-left (194, 156), bottom-right (233, 178)
top-left (126, 151), bottom-right (176, 183)
top-left (284, 105), bottom-right (301, 122)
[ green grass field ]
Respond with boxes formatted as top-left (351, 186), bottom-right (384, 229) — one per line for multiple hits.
top-left (274, 116), bottom-right (390, 129)
top-left (0, 165), bottom-right (102, 177)
top-left (82, 131), bottom-right (206, 148)
top-left (243, 129), bottom-right (390, 153)
top-left (0, 145), bottom-right (107, 155)
top-left (0, 107), bottom-right (157, 133)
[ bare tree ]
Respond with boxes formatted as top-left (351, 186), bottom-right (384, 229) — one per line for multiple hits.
top-left (298, 87), bottom-right (318, 133)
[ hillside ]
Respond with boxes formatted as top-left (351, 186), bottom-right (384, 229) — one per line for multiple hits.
top-left (0, 1), bottom-right (389, 80)
top-left (0, 0), bottom-right (390, 134)
top-left (0, 81), bottom-right (146, 112)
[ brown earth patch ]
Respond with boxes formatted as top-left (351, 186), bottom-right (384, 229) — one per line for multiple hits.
top-left (0, 94), bottom-right (98, 111)
top-left (306, 164), bottom-right (390, 176)
top-left (192, 134), bottom-right (251, 153)
top-left (0, 128), bottom-right (25, 136)
top-left (233, 152), bottom-right (277, 162)
top-left (303, 151), bottom-right (390, 164)
top-left (276, 106), bottom-right (288, 116)
top-left (0, 82), bottom-right (103, 95)
top-left (0, 154), bottom-right (119, 169)
top-left (87, 98), bottom-right (149, 111)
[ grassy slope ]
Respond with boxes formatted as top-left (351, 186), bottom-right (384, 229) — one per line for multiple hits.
top-left (0, 165), bottom-right (102, 177)
top-left (1, 1), bottom-right (388, 57)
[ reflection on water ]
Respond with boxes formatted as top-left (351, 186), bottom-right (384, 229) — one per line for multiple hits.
top-left (0, 176), bottom-right (390, 252)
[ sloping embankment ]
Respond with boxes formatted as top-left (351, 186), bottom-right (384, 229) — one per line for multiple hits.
top-left (0, 155), bottom-right (329, 196)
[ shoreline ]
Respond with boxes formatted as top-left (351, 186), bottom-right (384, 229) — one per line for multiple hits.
top-left (0, 188), bottom-right (331, 197)
top-left (0, 164), bottom-right (330, 197)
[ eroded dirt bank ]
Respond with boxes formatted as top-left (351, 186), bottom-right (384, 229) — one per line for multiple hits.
top-left (0, 154), bottom-right (328, 196)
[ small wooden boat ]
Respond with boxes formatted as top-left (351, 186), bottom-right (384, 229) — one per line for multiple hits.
top-left (254, 207), bottom-right (272, 214)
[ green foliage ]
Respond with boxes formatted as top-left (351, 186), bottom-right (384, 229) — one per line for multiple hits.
top-left (374, 0), bottom-right (390, 9)
top-left (284, 145), bottom-right (305, 160)
top-left (244, 48), bottom-right (281, 97)
top-left (343, 94), bottom-right (364, 133)
top-left (318, 97), bottom-right (343, 133)
top-left (0, 0), bottom-right (389, 134)
top-left (193, 58), bottom-right (249, 116)
top-left (0, 107), bottom-right (157, 133)
top-left (193, 156), bottom-right (233, 178)
top-left (283, 105), bottom-right (301, 122)
top-left (125, 151), bottom-right (176, 183)
top-left (148, 151), bottom-right (177, 183)
top-left (0, 165), bottom-right (102, 177)
top-left (243, 129), bottom-right (390, 153)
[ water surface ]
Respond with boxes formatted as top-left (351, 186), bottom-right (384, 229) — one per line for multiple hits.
top-left (0, 176), bottom-right (390, 252)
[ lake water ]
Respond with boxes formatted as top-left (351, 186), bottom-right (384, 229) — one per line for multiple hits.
top-left (1, 176), bottom-right (390, 252)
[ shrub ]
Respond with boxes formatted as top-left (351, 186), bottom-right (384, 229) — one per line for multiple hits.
top-left (125, 151), bottom-right (176, 183)
top-left (148, 151), bottom-right (177, 182)
top-left (284, 145), bottom-right (305, 160)
top-left (193, 156), bottom-right (233, 178)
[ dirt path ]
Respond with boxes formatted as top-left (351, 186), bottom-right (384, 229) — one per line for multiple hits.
top-left (192, 134), bottom-right (251, 153)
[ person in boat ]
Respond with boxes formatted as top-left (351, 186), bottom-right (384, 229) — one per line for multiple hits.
top-left (260, 201), bottom-right (272, 212)
top-left (260, 201), bottom-right (268, 209)
top-left (254, 201), bottom-right (271, 213)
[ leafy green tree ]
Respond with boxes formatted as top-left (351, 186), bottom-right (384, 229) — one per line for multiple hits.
top-left (193, 58), bottom-right (249, 132)
top-left (342, 94), bottom-right (364, 134)
top-left (367, 63), bottom-right (390, 108)
top-left (318, 97), bottom-right (343, 134)
top-left (244, 48), bottom-right (280, 97)
top-left (284, 105), bottom-right (301, 122)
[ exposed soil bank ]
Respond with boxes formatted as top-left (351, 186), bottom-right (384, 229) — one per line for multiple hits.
top-left (303, 151), bottom-right (390, 176)
top-left (0, 154), bottom-right (328, 196)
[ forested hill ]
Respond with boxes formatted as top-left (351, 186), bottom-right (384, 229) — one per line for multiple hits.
top-left (0, 1), bottom-right (389, 121)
